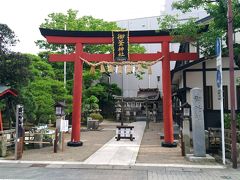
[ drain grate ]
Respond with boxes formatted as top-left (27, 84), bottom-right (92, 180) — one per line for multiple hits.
top-left (30, 164), bottom-right (48, 167)
top-left (220, 176), bottom-right (232, 179)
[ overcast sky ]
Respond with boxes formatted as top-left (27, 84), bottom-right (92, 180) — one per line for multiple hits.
top-left (0, 0), bottom-right (168, 54)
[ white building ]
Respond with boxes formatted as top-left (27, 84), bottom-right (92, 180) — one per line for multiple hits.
top-left (110, 0), bottom-right (208, 97)
top-left (172, 55), bottom-right (240, 128)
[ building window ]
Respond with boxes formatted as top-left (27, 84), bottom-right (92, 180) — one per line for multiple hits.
top-left (237, 86), bottom-right (240, 110)
top-left (223, 85), bottom-right (228, 110)
top-left (205, 86), bottom-right (213, 109)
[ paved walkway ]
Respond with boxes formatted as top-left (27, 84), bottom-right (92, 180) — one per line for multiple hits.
top-left (84, 121), bottom-right (146, 165)
top-left (137, 122), bottom-right (218, 165)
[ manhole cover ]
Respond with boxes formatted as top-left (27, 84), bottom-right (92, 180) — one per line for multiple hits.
top-left (220, 176), bottom-right (232, 179)
top-left (30, 164), bottom-right (48, 167)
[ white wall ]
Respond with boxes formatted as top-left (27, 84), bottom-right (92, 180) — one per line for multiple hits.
top-left (234, 31), bottom-right (240, 44)
top-left (186, 71), bottom-right (203, 103)
top-left (178, 57), bottom-right (240, 110)
top-left (205, 57), bottom-right (240, 110)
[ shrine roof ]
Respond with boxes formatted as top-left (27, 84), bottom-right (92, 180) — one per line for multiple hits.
top-left (0, 85), bottom-right (17, 98)
top-left (40, 28), bottom-right (171, 38)
top-left (137, 88), bottom-right (161, 101)
top-left (55, 101), bottom-right (66, 107)
top-left (0, 85), bottom-right (10, 94)
top-left (113, 96), bottom-right (147, 102)
top-left (171, 57), bottom-right (206, 74)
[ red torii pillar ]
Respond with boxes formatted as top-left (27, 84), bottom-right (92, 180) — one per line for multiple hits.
top-left (40, 28), bottom-right (198, 147)
top-left (70, 43), bottom-right (83, 145)
top-left (162, 41), bottom-right (173, 146)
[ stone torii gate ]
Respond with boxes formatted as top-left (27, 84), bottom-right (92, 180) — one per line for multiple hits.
top-left (40, 28), bottom-right (198, 147)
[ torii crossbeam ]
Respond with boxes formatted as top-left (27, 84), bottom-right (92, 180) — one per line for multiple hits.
top-left (40, 28), bottom-right (198, 147)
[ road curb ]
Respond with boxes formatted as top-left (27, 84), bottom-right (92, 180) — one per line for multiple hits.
top-left (0, 160), bottom-right (226, 170)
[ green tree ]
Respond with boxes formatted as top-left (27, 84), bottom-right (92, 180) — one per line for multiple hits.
top-left (36, 9), bottom-right (145, 119)
top-left (0, 24), bottom-right (32, 127)
top-left (20, 54), bottom-right (70, 124)
top-left (36, 10), bottom-right (145, 72)
top-left (158, 0), bottom-right (240, 60)
top-left (0, 53), bottom-right (32, 89)
top-left (97, 83), bottom-right (121, 118)
top-left (0, 24), bottom-right (69, 126)
top-left (0, 24), bottom-right (19, 55)
top-left (36, 9), bottom-right (119, 53)
top-left (21, 78), bottom-right (68, 124)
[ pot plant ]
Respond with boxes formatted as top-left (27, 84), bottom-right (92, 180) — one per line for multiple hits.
top-left (83, 96), bottom-right (103, 130)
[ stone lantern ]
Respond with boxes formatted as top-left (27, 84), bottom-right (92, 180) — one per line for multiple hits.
top-left (55, 102), bottom-right (66, 118)
top-left (115, 101), bottom-right (122, 121)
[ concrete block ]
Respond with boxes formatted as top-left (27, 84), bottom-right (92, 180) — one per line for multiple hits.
top-left (0, 135), bottom-right (7, 157)
top-left (190, 88), bottom-right (206, 157)
top-left (34, 133), bottom-right (43, 149)
top-left (185, 154), bottom-right (215, 163)
top-left (87, 120), bottom-right (99, 130)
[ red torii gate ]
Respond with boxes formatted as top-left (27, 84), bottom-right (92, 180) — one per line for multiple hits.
top-left (40, 28), bottom-right (198, 147)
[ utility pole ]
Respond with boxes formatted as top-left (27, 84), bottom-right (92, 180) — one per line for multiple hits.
top-left (227, 0), bottom-right (237, 169)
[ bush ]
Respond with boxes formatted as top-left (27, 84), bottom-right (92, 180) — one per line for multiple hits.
top-left (224, 113), bottom-right (240, 129)
top-left (90, 113), bottom-right (103, 122)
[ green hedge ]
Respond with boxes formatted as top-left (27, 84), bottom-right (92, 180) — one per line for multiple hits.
top-left (90, 113), bottom-right (103, 122)
top-left (224, 113), bottom-right (240, 129)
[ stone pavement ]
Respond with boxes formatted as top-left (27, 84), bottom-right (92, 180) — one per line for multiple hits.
top-left (84, 121), bottom-right (146, 165)
top-left (137, 121), bottom-right (189, 164)
top-left (137, 122), bottom-right (218, 165)
top-left (0, 162), bottom-right (239, 180)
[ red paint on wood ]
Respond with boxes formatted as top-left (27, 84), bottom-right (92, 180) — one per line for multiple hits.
top-left (170, 52), bottom-right (198, 61)
top-left (81, 53), bottom-right (113, 62)
top-left (50, 53), bottom-right (164, 62)
top-left (130, 53), bottom-right (163, 61)
top-left (162, 41), bottom-right (174, 144)
top-left (46, 36), bottom-right (112, 44)
top-left (49, 54), bottom-right (76, 62)
top-left (71, 43), bottom-right (83, 143)
top-left (49, 52), bottom-right (197, 63)
top-left (82, 53), bottom-right (164, 62)
top-left (129, 36), bottom-right (172, 43)
top-left (46, 36), bottom-right (172, 44)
